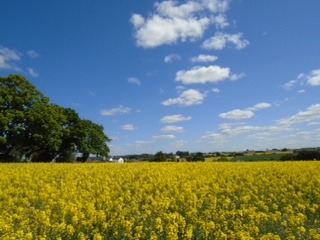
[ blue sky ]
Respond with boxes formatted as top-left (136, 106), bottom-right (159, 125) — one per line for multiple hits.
top-left (1, 0), bottom-right (320, 155)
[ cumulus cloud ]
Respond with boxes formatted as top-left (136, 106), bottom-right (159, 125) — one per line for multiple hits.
top-left (282, 80), bottom-right (297, 90)
top-left (164, 53), bottom-right (181, 63)
top-left (131, 14), bottom-right (211, 48)
top-left (307, 69), bottom-right (320, 86)
top-left (27, 68), bottom-right (39, 77)
top-left (162, 89), bottom-right (206, 106)
top-left (283, 69), bottom-right (320, 89)
top-left (247, 102), bottom-right (272, 111)
top-left (230, 72), bottom-right (245, 81)
top-left (131, 0), bottom-right (231, 48)
top-left (219, 102), bottom-right (272, 120)
top-left (190, 54), bottom-right (218, 63)
top-left (202, 124), bottom-right (292, 145)
top-left (202, 32), bottom-right (249, 50)
top-left (219, 109), bottom-right (254, 120)
top-left (26, 50), bottom-right (40, 58)
top-left (161, 125), bottom-right (184, 133)
top-left (212, 88), bottom-right (220, 93)
top-left (131, 14), bottom-right (145, 27)
top-left (0, 46), bottom-right (21, 70)
top-left (175, 65), bottom-right (230, 84)
top-left (278, 103), bottom-right (320, 126)
top-left (201, 104), bottom-right (320, 147)
top-left (152, 134), bottom-right (176, 140)
top-left (122, 124), bottom-right (136, 131)
top-left (202, 0), bottom-right (230, 13)
top-left (101, 105), bottom-right (132, 116)
top-left (221, 125), bottom-right (261, 136)
top-left (155, 0), bottom-right (201, 18)
top-left (282, 73), bottom-right (305, 90)
top-left (128, 77), bottom-right (141, 85)
top-left (212, 14), bottom-right (229, 28)
top-left (201, 131), bottom-right (226, 142)
top-left (160, 114), bottom-right (192, 123)
top-left (202, 121), bottom-right (295, 144)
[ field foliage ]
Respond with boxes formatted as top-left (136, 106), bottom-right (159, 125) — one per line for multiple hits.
top-left (1, 162), bottom-right (320, 239)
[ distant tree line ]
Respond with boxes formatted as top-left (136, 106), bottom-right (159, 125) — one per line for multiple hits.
top-left (150, 151), bottom-right (205, 162)
top-left (0, 75), bottom-right (111, 162)
top-left (125, 149), bottom-right (320, 163)
top-left (280, 150), bottom-right (320, 161)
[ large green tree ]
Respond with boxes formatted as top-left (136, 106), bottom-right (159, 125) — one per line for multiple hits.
top-left (26, 104), bottom-right (71, 162)
top-left (0, 75), bottom-right (111, 162)
top-left (0, 75), bottom-right (49, 161)
top-left (55, 108), bottom-right (82, 162)
top-left (154, 151), bottom-right (166, 162)
top-left (74, 119), bottom-right (111, 162)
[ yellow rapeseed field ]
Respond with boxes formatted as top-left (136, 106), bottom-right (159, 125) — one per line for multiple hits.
top-left (0, 162), bottom-right (320, 239)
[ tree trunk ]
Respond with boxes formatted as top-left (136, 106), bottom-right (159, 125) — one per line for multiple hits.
top-left (82, 152), bottom-right (89, 162)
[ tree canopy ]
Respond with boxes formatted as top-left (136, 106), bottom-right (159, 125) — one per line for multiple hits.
top-left (154, 151), bottom-right (166, 162)
top-left (0, 75), bottom-right (111, 162)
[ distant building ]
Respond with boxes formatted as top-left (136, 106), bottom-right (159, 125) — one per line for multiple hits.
top-left (118, 157), bottom-right (124, 163)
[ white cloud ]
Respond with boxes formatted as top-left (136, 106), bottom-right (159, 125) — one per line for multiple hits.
top-left (164, 53), bottom-right (181, 63)
top-left (27, 68), bottom-right (39, 77)
top-left (247, 102), bottom-right (272, 111)
top-left (283, 69), bottom-right (320, 89)
top-left (160, 114), bottom-right (192, 123)
top-left (282, 73), bottom-right (305, 90)
top-left (200, 104), bottom-right (320, 148)
top-left (221, 125), bottom-right (261, 136)
top-left (130, 0), bottom-right (231, 48)
top-left (162, 89), bottom-right (205, 106)
top-left (176, 65), bottom-right (230, 84)
top-left (122, 124), bottom-right (136, 131)
top-left (26, 50), bottom-right (40, 58)
top-left (152, 134), bottom-right (176, 140)
top-left (128, 77), bottom-right (141, 85)
top-left (202, 131), bottom-right (227, 143)
top-left (161, 125), bottom-right (184, 133)
top-left (282, 80), bottom-right (298, 90)
top-left (219, 109), bottom-right (254, 120)
top-left (212, 14), bottom-right (229, 28)
top-left (307, 69), bottom-right (320, 86)
top-left (155, 0), bottom-right (201, 18)
top-left (202, 0), bottom-right (230, 13)
top-left (131, 14), bottom-right (145, 27)
top-left (202, 32), bottom-right (249, 50)
top-left (190, 54), bottom-right (218, 63)
top-left (212, 88), bottom-right (220, 93)
top-left (230, 72), bottom-right (245, 81)
top-left (202, 123), bottom-right (294, 145)
top-left (101, 105), bottom-right (132, 116)
top-left (255, 102), bottom-right (272, 109)
top-left (219, 122), bottom-right (244, 130)
top-left (131, 14), bottom-right (211, 48)
top-left (0, 46), bottom-right (21, 70)
top-left (219, 102), bottom-right (272, 120)
top-left (297, 89), bottom-right (305, 94)
top-left (278, 103), bottom-right (320, 126)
